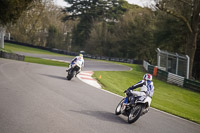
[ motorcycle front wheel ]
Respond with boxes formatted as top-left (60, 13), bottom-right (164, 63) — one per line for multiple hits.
top-left (115, 98), bottom-right (125, 115)
top-left (128, 104), bottom-right (143, 124)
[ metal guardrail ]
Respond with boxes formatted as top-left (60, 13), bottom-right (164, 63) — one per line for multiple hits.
top-left (184, 79), bottom-right (200, 92)
top-left (148, 65), bottom-right (154, 74)
top-left (0, 51), bottom-right (25, 61)
top-left (157, 69), bottom-right (169, 82)
top-left (167, 73), bottom-right (184, 86)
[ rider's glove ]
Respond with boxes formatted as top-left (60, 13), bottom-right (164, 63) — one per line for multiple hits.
top-left (124, 90), bottom-right (129, 95)
top-left (128, 87), bottom-right (133, 90)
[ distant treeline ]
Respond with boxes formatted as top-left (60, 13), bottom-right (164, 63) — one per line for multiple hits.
top-left (6, 0), bottom-right (200, 80)
top-left (5, 40), bottom-right (143, 65)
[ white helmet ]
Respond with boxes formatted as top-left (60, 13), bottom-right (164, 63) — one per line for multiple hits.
top-left (143, 73), bottom-right (152, 81)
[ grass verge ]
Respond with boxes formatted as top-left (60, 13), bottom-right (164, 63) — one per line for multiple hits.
top-left (4, 43), bottom-right (70, 57)
top-left (25, 56), bottom-right (69, 67)
top-left (3, 43), bottom-right (69, 67)
top-left (93, 63), bottom-right (200, 124)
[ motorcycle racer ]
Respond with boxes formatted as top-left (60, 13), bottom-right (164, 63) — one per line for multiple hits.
top-left (122, 74), bottom-right (154, 109)
top-left (66, 54), bottom-right (84, 75)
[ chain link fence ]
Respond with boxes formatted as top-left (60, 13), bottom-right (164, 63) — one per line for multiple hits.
top-left (157, 48), bottom-right (190, 79)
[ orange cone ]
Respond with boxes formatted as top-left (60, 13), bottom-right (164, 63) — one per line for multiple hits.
top-left (98, 75), bottom-right (102, 79)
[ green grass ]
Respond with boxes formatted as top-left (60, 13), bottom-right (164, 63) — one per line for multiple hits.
top-left (0, 47), bottom-right (12, 53)
top-left (4, 43), bottom-right (69, 67)
top-left (25, 56), bottom-right (69, 67)
top-left (93, 63), bottom-right (200, 124)
top-left (4, 43), bottom-right (69, 56)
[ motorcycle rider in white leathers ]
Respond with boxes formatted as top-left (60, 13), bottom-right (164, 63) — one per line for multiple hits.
top-left (66, 54), bottom-right (84, 75)
top-left (122, 74), bottom-right (154, 110)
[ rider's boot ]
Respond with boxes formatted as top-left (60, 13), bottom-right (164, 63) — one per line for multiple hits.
top-left (129, 96), bottom-right (135, 106)
top-left (75, 71), bottom-right (80, 77)
top-left (121, 97), bottom-right (129, 113)
top-left (141, 108), bottom-right (149, 116)
top-left (75, 69), bottom-right (81, 77)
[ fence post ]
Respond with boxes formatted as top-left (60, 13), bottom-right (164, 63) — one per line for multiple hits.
top-left (157, 48), bottom-right (160, 67)
top-left (186, 55), bottom-right (190, 79)
top-left (0, 31), bottom-right (5, 48)
top-left (176, 53), bottom-right (179, 75)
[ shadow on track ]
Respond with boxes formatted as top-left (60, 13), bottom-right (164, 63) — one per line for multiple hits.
top-left (40, 74), bottom-right (67, 80)
top-left (70, 110), bottom-right (128, 124)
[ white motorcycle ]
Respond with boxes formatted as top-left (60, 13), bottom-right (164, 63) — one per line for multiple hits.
top-left (66, 60), bottom-right (82, 80)
top-left (115, 92), bottom-right (152, 123)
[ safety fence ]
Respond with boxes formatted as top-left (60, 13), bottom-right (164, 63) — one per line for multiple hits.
top-left (5, 40), bottom-right (143, 65)
top-left (143, 60), bottom-right (200, 92)
top-left (0, 51), bottom-right (25, 61)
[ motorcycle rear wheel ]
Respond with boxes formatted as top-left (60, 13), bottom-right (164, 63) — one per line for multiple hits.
top-left (128, 104), bottom-right (143, 124)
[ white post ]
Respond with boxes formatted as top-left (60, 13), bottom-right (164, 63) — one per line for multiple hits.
top-left (8, 33), bottom-right (10, 40)
top-left (186, 55), bottom-right (190, 79)
top-left (0, 27), bottom-right (5, 48)
top-left (0, 32), bottom-right (5, 49)
top-left (176, 53), bottom-right (179, 75)
top-left (157, 48), bottom-right (161, 67)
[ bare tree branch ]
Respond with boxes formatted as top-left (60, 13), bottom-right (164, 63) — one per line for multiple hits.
top-left (156, 4), bottom-right (193, 33)
top-left (178, 0), bottom-right (193, 7)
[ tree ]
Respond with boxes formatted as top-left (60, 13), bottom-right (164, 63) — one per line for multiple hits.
top-left (7, 1), bottom-right (74, 50)
top-left (102, 7), bottom-right (154, 60)
top-left (85, 6), bottom-right (156, 61)
top-left (46, 25), bottom-right (58, 48)
top-left (0, 0), bottom-right (38, 48)
top-left (0, 0), bottom-right (38, 25)
top-left (155, 0), bottom-right (200, 78)
top-left (62, 0), bottom-right (127, 50)
top-left (154, 11), bottom-right (187, 53)
top-left (6, 0), bottom-right (50, 45)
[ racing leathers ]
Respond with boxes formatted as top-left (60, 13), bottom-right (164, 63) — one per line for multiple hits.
top-left (67, 56), bottom-right (84, 74)
top-left (124, 79), bottom-right (154, 105)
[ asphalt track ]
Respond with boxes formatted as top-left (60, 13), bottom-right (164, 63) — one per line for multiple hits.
top-left (0, 57), bottom-right (200, 133)
top-left (15, 52), bottom-right (131, 71)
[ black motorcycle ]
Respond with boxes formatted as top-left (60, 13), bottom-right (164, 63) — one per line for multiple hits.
top-left (66, 63), bottom-right (81, 80)
top-left (115, 93), bottom-right (151, 123)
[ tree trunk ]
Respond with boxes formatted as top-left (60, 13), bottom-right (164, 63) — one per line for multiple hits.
top-left (186, 32), bottom-right (198, 79)
top-left (193, 36), bottom-right (200, 80)
top-left (187, 0), bottom-right (200, 79)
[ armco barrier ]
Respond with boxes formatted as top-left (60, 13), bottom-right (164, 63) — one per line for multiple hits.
top-left (167, 73), bottom-right (184, 86)
top-left (0, 51), bottom-right (25, 61)
top-left (147, 64), bottom-right (168, 81)
top-left (148, 65), bottom-right (154, 74)
top-left (184, 79), bottom-right (200, 92)
top-left (157, 69), bottom-right (168, 81)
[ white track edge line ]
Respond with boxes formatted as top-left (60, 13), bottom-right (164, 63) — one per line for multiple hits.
top-left (78, 71), bottom-right (200, 126)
